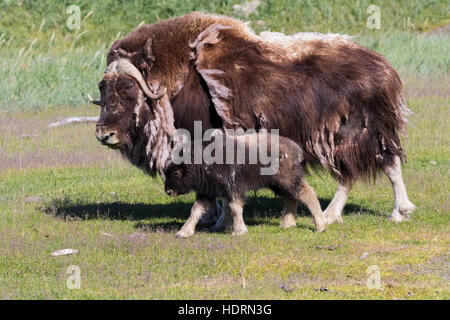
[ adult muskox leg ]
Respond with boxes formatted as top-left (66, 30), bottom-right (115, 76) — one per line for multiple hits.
top-left (227, 197), bottom-right (248, 236)
top-left (198, 197), bottom-right (222, 224)
top-left (209, 198), bottom-right (234, 232)
top-left (280, 198), bottom-right (297, 228)
top-left (324, 180), bottom-right (352, 225)
top-left (298, 181), bottom-right (327, 232)
top-left (176, 196), bottom-right (210, 238)
top-left (383, 156), bottom-right (416, 222)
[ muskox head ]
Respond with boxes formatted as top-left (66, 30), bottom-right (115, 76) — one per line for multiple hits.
top-left (89, 59), bottom-right (166, 149)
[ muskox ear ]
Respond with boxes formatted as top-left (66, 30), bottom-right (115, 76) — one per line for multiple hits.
top-left (106, 40), bottom-right (120, 63)
top-left (144, 38), bottom-right (155, 63)
top-left (139, 38), bottom-right (156, 72)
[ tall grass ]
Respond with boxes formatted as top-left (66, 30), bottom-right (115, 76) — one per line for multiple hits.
top-left (0, 0), bottom-right (448, 112)
top-left (0, 0), bottom-right (448, 50)
top-left (358, 32), bottom-right (450, 75)
top-left (0, 45), bottom-right (107, 112)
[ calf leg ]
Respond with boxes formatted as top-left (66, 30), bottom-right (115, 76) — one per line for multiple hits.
top-left (176, 196), bottom-right (210, 238)
top-left (198, 197), bottom-right (221, 225)
top-left (324, 180), bottom-right (352, 225)
top-left (227, 197), bottom-right (248, 236)
top-left (383, 156), bottom-right (416, 222)
top-left (280, 198), bottom-right (298, 228)
top-left (298, 181), bottom-right (327, 232)
top-left (209, 198), bottom-right (234, 232)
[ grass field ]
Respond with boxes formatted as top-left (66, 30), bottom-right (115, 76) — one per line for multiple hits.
top-left (0, 75), bottom-right (448, 299)
top-left (0, 1), bottom-right (449, 299)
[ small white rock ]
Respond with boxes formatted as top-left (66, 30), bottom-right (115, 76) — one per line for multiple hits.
top-left (360, 252), bottom-right (369, 260)
top-left (51, 249), bottom-right (79, 257)
top-left (100, 231), bottom-right (113, 237)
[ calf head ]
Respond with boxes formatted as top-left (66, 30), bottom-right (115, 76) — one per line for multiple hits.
top-left (163, 163), bottom-right (192, 197)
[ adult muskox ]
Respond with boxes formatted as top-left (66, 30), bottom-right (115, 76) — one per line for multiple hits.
top-left (90, 12), bottom-right (415, 232)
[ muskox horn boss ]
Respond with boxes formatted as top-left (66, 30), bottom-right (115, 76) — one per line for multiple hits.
top-left (107, 59), bottom-right (167, 100)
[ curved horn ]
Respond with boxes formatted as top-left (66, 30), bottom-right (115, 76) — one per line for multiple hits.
top-left (88, 94), bottom-right (101, 106)
top-left (115, 59), bottom-right (166, 100)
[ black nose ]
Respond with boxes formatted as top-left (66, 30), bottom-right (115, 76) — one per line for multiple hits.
top-left (95, 127), bottom-right (116, 143)
top-left (100, 132), bottom-right (114, 142)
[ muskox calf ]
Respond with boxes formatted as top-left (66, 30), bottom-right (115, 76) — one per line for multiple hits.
top-left (164, 133), bottom-right (327, 237)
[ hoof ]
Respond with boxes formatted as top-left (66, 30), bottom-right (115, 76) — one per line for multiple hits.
top-left (315, 222), bottom-right (327, 233)
top-left (324, 209), bottom-right (343, 225)
top-left (232, 228), bottom-right (248, 236)
top-left (399, 201), bottom-right (416, 216)
top-left (280, 216), bottom-right (297, 229)
top-left (388, 209), bottom-right (411, 223)
top-left (176, 229), bottom-right (194, 238)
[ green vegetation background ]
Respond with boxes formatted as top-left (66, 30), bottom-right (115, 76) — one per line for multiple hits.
top-left (0, 0), bottom-right (449, 111)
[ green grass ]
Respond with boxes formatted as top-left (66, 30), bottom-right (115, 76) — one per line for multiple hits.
top-left (0, 0), bottom-right (448, 49)
top-left (0, 91), bottom-right (448, 299)
top-left (0, 45), bottom-right (107, 112)
top-left (0, 0), bottom-right (449, 112)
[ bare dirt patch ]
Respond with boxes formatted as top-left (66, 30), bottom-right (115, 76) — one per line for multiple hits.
top-left (0, 107), bottom-right (121, 170)
top-left (428, 24), bottom-right (450, 36)
top-left (402, 74), bottom-right (450, 99)
top-left (393, 254), bottom-right (450, 281)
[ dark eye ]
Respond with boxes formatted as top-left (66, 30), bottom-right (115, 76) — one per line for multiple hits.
top-left (173, 170), bottom-right (182, 178)
top-left (125, 83), bottom-right (134, 90)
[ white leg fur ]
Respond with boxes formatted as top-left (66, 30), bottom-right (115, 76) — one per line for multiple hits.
top-left (280, 198), bottom-right (297, 228)
top-left (228, 198), bottom-right (248, 236)
top-left (324, 181), bottom-right (352, 225)
top-left (198, 198), bottom-right (221, 224)
top-left (383, 156), bottom-right (415, 222)
top-left (298, 182), bottom-right (328, 232)
top-left (209, 198), bottom-right (234, 232)
top-left (176, 199), bottom-right (209, 238)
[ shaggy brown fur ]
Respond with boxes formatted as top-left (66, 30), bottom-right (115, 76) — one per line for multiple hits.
top-left (163, 134), bottom-right (327, 236)
top-left (101, 12), bottom-right (410, 183)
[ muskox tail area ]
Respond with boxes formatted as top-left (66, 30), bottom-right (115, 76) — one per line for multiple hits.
top-left (332, 90), bottom-right (412, 183)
